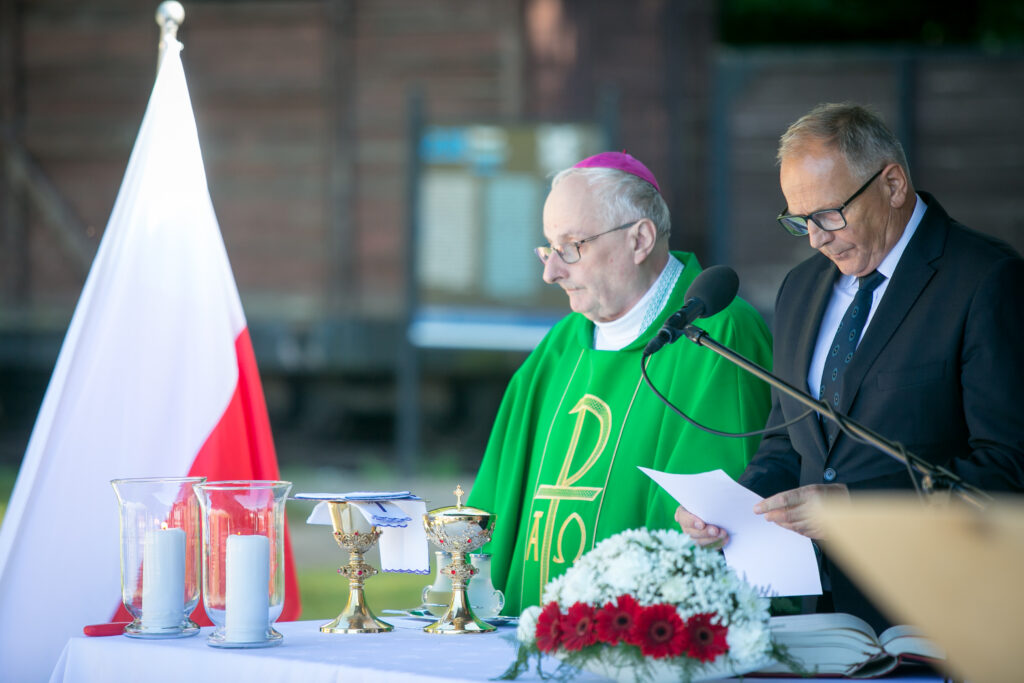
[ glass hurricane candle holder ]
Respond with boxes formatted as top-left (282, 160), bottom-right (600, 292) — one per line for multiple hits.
top-left (194, 480), bottom-right (291, 648)
top-left (111, 476), bottom-right (205, 638)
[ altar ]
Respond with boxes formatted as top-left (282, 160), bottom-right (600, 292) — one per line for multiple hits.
top-left (48, 619), bottom-right (945, 683)
top-left (48, 619), bottom-right (604, 683)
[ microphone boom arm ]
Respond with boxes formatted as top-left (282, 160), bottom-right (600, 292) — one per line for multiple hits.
top-left (681, 324), bottom-right (991, 510)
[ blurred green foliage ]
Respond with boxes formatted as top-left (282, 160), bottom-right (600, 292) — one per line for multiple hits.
top-left (297, 566), bottom-right (427, 620)
top-left (721, 0), bottom-right (1024, 47)
top-left (0, 465), bottom-right (15, 526)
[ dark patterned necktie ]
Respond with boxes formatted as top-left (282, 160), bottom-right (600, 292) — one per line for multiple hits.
top-left (820, 270), bottom-right (886, 446)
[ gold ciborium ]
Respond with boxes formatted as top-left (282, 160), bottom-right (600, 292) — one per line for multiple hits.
top-left (320, 500), bottom-right (393, 634)
top-left (422, 485), bottom-right (496, 634)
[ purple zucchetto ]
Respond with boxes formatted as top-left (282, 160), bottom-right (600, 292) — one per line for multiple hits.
top-left (572, 151), bottom-right (660, 193)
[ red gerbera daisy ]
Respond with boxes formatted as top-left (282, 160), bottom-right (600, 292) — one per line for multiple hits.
top-left (633, 603), bottom-right (688, 659)
top-left (683, 613), bottom-right (729, 662)
top-left (560, 602), bottom-right (599, 651)
top-left (595, 594), bottom-right (641, 645)
top-left (535, 601), bottom-right (564, 653)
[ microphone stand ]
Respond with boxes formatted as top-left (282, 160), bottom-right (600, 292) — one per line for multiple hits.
top-left (679, 324), bottom-right (991, 510)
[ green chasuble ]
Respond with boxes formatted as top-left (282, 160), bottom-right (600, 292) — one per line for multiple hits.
top-left (467, 252), bottom-right (772, 615)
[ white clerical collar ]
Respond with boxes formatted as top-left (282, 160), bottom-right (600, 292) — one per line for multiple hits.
top-left (593, 254), bottom-right (683, 351)
top-left (837, 193), bottom-right (925, 290)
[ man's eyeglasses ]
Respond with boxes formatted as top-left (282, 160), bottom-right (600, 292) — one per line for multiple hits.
top-left (776, 167), bottom-right (885, 236)
top-left (534, 219), bottom-right (642, 265)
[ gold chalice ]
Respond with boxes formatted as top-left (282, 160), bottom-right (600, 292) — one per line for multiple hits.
top-left (422, 485), bottom-right (496, 634)
top-left (320, 500), bottom-right (393, 634)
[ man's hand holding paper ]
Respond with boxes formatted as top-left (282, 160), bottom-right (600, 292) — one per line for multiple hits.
top-left (641, 467), bottom-right (822, 597)
top-left (674, 505), bottom-right (729, 547)
top-left (754, 483), bottom-right (850, 539)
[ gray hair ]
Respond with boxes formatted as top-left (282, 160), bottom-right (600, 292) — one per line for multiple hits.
top-left (777, 103), bottom-right (912, 186)
top-left (550, 166), bottom-right (671, 239)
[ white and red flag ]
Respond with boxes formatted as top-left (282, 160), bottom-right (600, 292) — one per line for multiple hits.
top-left (0, 39), bottom-right (300, 680)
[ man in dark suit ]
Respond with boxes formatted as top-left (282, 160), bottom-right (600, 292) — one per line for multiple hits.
top-left (676, 103), bottom-right (1024, 631)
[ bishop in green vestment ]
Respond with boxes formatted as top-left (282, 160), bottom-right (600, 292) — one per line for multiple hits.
top-left (467, 152), bottom-right (772, 615)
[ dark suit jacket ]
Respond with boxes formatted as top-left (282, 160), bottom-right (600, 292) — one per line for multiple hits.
top-left (739, 192), bottom-right (1024, 631)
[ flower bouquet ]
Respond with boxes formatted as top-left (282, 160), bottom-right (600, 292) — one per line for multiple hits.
top-left (502, 528), bottom-right (780, 682)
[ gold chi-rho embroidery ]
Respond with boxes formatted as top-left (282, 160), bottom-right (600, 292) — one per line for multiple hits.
top-left (527, 394), bottom-right (611, 592)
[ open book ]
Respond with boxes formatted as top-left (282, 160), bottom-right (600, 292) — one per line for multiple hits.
top-left (756, 613), bottom-right (946, 678)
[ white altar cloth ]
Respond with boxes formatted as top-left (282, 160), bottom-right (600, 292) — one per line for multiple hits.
top-left (48, 618), bottom-right (605, 683)
top-left (48, 618), bottom-right (945, 683)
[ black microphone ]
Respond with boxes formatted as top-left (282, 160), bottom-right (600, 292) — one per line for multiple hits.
top-left (643, 265), bottom-right (739, 357)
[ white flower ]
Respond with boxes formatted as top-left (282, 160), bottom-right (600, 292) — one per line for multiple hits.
top-left (541, 573), bottom-right (567, 604)
top-left (659, 574), bottom-right (690, 603)
top-left (600, 551), bottom-right (649, 598)
top-left (517, 605), bottom-right (542, 645)
top-left (519, 526), bottom-right (773, 675)
top-left (726, 620), bottom-right (772, 661)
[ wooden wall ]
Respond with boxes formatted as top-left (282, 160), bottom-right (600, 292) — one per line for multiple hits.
top-left (2, 1), bottom-right (1021, 361)
top-left (2, 1), bottom-right (1023, 465)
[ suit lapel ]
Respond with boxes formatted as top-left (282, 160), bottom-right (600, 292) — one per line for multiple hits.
top-left (837, 197), bottom-right (946, 425)
top-left (796, 260), bottom-right (837, 457)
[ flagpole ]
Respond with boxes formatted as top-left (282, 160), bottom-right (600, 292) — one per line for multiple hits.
top-left (156, 1), bottom-right (185, 64)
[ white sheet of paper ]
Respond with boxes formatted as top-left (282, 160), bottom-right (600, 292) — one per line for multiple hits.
top-left (639, 467), bottom-right (822, 597)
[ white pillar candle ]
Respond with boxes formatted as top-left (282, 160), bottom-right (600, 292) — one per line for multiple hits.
top-left (224, 534), bottom-right (270, 642)
top-left (141, 526), bottom-right (186, 629)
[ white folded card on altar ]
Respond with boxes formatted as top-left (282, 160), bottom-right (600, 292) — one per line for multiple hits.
top-left (295, 492), bottom-right (429, 574)
top-left (639, 467), bottom-right (822, 597)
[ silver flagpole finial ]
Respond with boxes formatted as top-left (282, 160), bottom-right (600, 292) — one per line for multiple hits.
top-left (156, 1), bottom-right (185, 57)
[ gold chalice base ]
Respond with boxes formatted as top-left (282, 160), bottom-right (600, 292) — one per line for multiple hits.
top-left (422, 552), bottom-right (494, 634)
top-left (320, 600), bottom-right (393, 634)
top-left (424, 598), bottom-right (496, 634)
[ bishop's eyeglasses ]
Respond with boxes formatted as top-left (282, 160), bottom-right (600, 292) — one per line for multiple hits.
top-left (534, 219), bottom-right (642, 265)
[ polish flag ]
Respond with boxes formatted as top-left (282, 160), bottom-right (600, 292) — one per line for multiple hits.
top-left (0, 38), bottom-right (300, 680)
